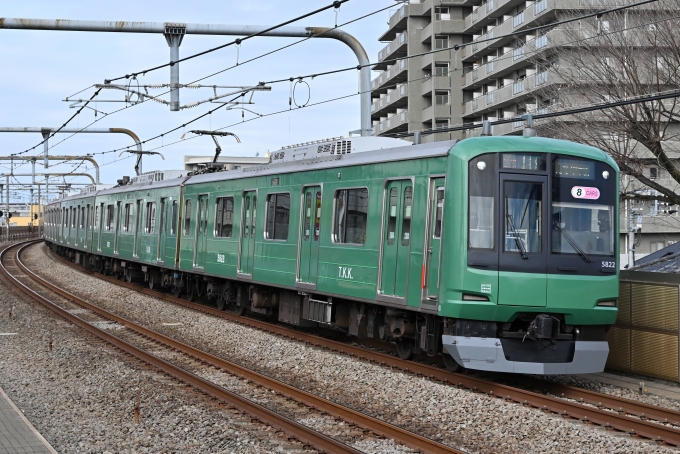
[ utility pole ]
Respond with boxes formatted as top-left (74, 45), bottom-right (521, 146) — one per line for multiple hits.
top-left (628, 209), bottom-right (641, 268)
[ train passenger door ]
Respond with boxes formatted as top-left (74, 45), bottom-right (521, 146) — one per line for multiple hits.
top-left (422, 178), bottom-right (446, 304)
top-left (239, 191), bottom-right (257, 276)
top-left (498, 174), bottom-right (548, 307)
top-left (157, 198), bottom-right (167, 263)
top-left (193, 194), bottom-right (209, 269)
top-left (379, 180), bottom-right (413, 301)
top-left (134, 199), bottom-right (143, 258)
top-left (297, 186), bottom-right (322, 288)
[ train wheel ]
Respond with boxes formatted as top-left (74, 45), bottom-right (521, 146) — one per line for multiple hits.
top-left (124, 271), bottom-right (133, 283)
top-left (230, 305), bottom-right (245, 316)
top-left (172, 285), bottom-right (182, 298)
top-left (395, 339), bottom-right (414, 360)
top-left (216, 292), bottom-right (227, 311)
top-left (186, 279), bottom-right (196, 302)
top-left (148, 277), bottom-right (155, 290)
top-left (443, 353), bottom-right (462, 373)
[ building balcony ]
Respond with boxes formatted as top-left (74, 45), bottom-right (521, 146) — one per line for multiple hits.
top-left (374, 111), bottom-right (410, 135)
top-left (463, 0), bottom-right (522, 33)
top-left (378, 3), bottom-right (422, 42)
top-left (371, 84), bottom-right (409, 118)
top-left (422, 103), bottom-right (452, 122)
top-left (371, 59), bottom-right (409, 93)
top-left (462, 0), bottom-right (554, 61)
top-left (421, 75), bottom-right (451, 96)
top-left (462, 29), bottom-right (559, 89)
top-left (374, 31), bottom-right (408, 71)
top-left (463, 70), bottom-right (552, 117)
top-left (420, 18), bottom-right (466, 44)
top-left (463, 119), bottom-right (528, 138)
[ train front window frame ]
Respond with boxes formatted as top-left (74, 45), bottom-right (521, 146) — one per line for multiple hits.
top-left (468, 154), bottom-right (497, 251)
top-left (551, 156), bottom-right (616, 258)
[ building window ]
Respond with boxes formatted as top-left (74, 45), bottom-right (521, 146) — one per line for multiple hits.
top-left (106, 205), bottom-right (114, 231)
top-left (184, 199), bottom-right (192, 236)
top-left (214, 197), bottom-right (234, 238)
top-left (146, 202), bottom-right (156, 233)
top-left (334, 188), bottom-right (368, 244)
top-left (124, 203), bottom-right (132, 232)
top-left (435, 7), bottom-right (450, 20)
top-left (435, 63), bottom-right (449, 76)
top-left (435, 35), bottom-right (449, 49)
top-left (650, 167), bottom-right (658, 179)
top-left (171, 201), bottom-right (178, 235)
top-left (435, 90), bottom-right (449, 105)
top-left (265, 193), bottom-right (291, 240)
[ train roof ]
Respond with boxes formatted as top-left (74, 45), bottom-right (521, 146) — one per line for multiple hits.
top-left (185, 140), bottom-right (457, 186)
top-left (453, 136), bottom-right (620, 170)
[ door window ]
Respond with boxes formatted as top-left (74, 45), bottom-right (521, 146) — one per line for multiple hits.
top-left (401, 186), bottom-right (413, 246)
top-left (146, 202), bottom-right (156, 233)
top-left (171, 201), bottom-right (178, 235)
top-left (434, 188), bottom-right (444, 238)
top-left (503, 181), bottom-right (543, 254)
top-left (183, 199), bottom-right (192, 236)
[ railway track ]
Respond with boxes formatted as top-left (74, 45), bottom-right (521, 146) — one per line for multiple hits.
top-left (40, 241), bottom-right (680, 447)
top-left (2, 239), bottom-right (466, 454)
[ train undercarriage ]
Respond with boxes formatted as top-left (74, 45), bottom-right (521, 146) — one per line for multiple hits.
top-left (55, 244), bottom-right (609, 375)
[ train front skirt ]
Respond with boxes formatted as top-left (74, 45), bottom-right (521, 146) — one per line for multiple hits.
top-left (442, 335), bottom-right (609, 374)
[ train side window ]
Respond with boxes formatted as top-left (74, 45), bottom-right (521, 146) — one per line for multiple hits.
top-left (265, 193), bottom-right (290, 240)
top-left (124, 203), bottom-right (132, 232)
top-left (469, 155), bottom-right (497, 250)
top-left (333, 188), bottom-right (368, 244)
top-left (146, 202), bottom-right (156, 233)
top-left (183, 199), bottom-right (192, 236)
top-left (106, 205), bottom-right (114, 231)
top-left (214, 197), bottom-right (234, 238)
top-left (171, 201), bottom-right (178, 235)
top-left (401, 186), bottom-right (413, 246)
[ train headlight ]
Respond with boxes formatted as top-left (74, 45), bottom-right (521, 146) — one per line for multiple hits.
top-left (596, 300), bottom-right (617, 307)
top-left (477, 161), bottom-right (487, 170)
top-left (602, 171), bottom-right (609, 179)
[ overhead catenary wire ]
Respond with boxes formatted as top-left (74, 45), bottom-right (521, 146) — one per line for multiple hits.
top-left (10, 1), bottom-right (397, 162)
top-left (105, 0), bottom-right (349, 84)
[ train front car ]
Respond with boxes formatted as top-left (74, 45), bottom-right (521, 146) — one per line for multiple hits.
top-left (442, 137), bottom-right (619, 374)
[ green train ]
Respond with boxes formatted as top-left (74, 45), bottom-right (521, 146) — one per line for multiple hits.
top-left (44, 132), bottom-right (619, 374)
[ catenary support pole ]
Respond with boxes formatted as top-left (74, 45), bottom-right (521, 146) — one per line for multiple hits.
top-left (0, 19), bottom-right (372, 136)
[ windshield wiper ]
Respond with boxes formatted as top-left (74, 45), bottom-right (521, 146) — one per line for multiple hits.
top-left (506, 214), bottom-right (528, 259)
top-left (554, 221), bottom-right (592, 263)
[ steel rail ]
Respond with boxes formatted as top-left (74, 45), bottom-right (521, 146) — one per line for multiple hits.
top-left (0, 241), bottom-right (365, 454)
top-left (47, 245), bottom-right (680, 446)
top-left (15, 243), bottom-right (463, 454)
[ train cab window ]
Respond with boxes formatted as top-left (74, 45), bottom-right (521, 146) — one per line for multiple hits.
top-left (434, 188), bottom-right (444, 238)
top-left (171, 201), bottom-right (178, 235)
top-left (214, 197), bottom-right (234, 238)
top-left (503, 181), bottom-right (543, 253)
top-left (469, 155), bottom-right (497, 250)
top-left (183, 199), bottom-right (192, 236)
top-left (334, 188), bottom-right (368, 244)
top-left (265, 193), bottom-right (291, 240)
top-left (146, 202), bottom-right (156, 233)
top-left (124, 204), bottom-right (132, 232)
top-left (551, 156), bottom-right (616, 257)
top-left (401, 186), bottom-right (413, 246)
top-left (105, 205), bottom-right (114, 231)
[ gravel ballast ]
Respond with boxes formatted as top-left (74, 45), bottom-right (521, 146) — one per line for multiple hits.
top-left (17, 243), bottom-right (679, 453)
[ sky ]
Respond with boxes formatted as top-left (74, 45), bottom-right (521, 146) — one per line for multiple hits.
top-left (0, 0), bottom-right (398, 202)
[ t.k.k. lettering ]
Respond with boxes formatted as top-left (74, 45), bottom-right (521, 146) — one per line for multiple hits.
top-left (338, 266), bottom-right (353, 279)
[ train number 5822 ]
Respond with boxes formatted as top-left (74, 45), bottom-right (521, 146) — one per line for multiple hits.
top-left (601, 261), bottom-right (615, 268)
